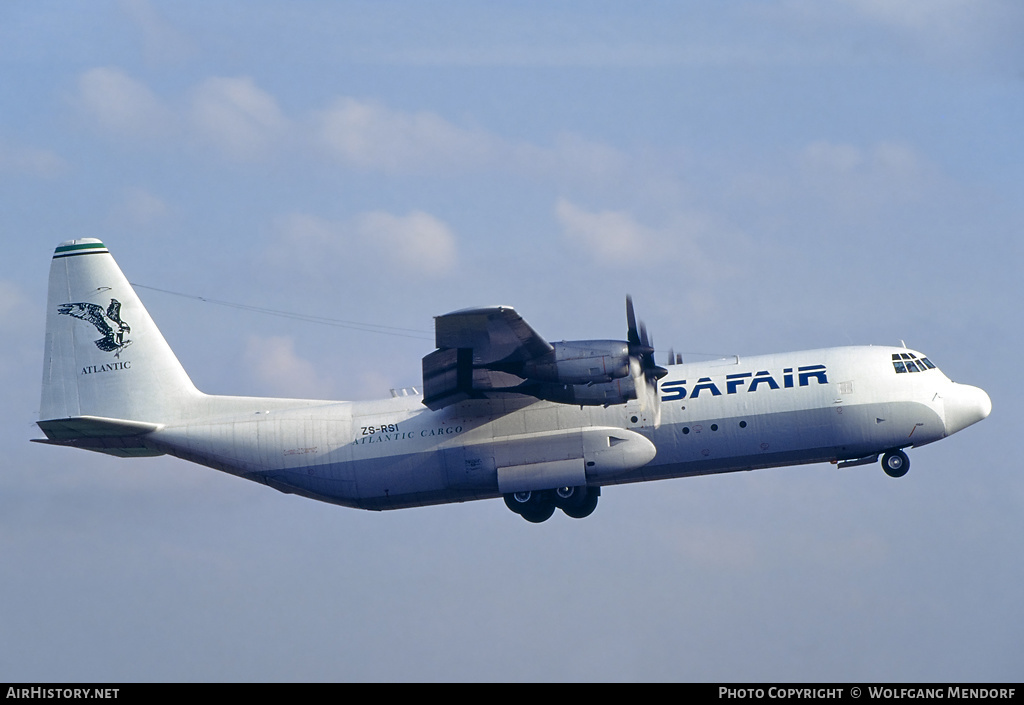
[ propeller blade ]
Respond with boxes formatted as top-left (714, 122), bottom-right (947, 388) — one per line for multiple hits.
top-left (626, 295), bottom-right (640, 346)
top-left (624, 295), bottom-right (667, 428)
top-left (626, 297), bottom-right (660, 363)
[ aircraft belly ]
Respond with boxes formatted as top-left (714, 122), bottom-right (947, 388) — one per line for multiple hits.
top-left (262, 448), bottom-right (487, 510)
top-left (263, 422), bottom-right (661, 510)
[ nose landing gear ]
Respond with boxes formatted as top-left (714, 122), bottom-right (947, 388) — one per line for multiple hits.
top-left (881, 449), bottom-right (910, 478)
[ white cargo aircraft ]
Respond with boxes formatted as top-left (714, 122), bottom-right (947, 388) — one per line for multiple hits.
top-left (36, 239), bottom-right (992, 522)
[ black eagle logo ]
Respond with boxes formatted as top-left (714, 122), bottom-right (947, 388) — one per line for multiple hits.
top-left (57, 299), bottom-right (132, 355)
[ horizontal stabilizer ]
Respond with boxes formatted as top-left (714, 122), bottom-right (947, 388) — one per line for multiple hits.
top-left (34, 415), bottom-right (164, 458)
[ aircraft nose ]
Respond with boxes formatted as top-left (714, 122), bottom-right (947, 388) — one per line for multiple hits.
top-left (944, 383), bottom-right (992, 436)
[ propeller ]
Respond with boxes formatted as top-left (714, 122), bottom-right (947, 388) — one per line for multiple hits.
top-left (626, 296), bottom-right (667, 427)
top-left (626, 295), bottom-right (667, 381)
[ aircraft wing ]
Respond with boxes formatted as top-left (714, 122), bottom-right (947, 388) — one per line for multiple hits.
top-left (422, 306), bottom-right (553, 410)
top-left (434, 306), bottom-right (553, 362)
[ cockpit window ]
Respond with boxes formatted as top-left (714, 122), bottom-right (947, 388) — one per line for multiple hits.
top-left (892, 352), bottom-right (936, 374)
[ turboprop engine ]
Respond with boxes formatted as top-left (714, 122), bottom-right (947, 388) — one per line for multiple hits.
top-left (517, 297), bottom-right (667, 413)
top-left (516, 369), bottom-right (639, 406)
top-left (518, 340), bottom-right (631, 384)
top-left (421, 296), bottom-right (667, 420)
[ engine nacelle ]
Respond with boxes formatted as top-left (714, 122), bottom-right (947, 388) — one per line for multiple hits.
top-left (519, 375), bottom-right (638, 407)
top-left (520, 340), bottom-right (631, 385)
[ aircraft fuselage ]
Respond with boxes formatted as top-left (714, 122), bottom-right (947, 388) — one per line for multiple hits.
top-left (141, 345), bottom-right (986, 511)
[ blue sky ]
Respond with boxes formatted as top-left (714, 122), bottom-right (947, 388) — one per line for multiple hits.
top-left (2, 0), bottom-right (1022, 681)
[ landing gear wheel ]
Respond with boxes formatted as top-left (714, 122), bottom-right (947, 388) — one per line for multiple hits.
top-left (881, 449), bottom-right (910, 478)
top-left (559, 486), bottom-right (600, 519)
top-left (554, 485), bottom-right (584, 509)
top-left (504, 490), bottom-right (556, 523)
top-left (504, 491), bottom-right (529, 514)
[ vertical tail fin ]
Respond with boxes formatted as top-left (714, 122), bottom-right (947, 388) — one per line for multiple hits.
top-left (39, 239), bottom-right (200, 427)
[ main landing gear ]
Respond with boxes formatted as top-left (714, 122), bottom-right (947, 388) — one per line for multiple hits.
top-left (503, 486), bottom-right (601, 523)
top-left (881, 449), bottom-right (910, 478)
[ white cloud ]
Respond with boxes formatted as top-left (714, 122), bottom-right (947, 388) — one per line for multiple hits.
top-left (70, 71), bottom-right (637, 192)
top-left (73, 69), bottom-right (287, 158)
top-left (276, 209), bottom-right (458, 278)
top-left (108, 187), bottom-right (168, 228)
top-left (316, 98), bottom-right (498, 173)
top-left (314, 97), bottom-right (638, 187)
top-left (508, 132), bottom-right (632, 189)
top-left (800, 140), bottom-right (923, 174)
top-left (243, 335), bottom-right (332, 399)
top-left (118, 0), bottom-right (196, 65)
top-left (277, 212), bottom-right (336, 248)
top-left (797, 140), bottom-right (932, 206)
top-left (355, 210), bottom-right (457, 276)
top-left (777, 0), bottom-right (1022, 70)
top-left (800, 141), bottom-right (865, 173)
top-left (75, 67), bottom-right (171, 137)
top-left (0, 141), bottom-right (65, 177)
top-left (190, 77), bottom-right (288, 159)
top-left (0, 279), bottom-right (39, 379)
top-left (555, 198), bottom-right (653, 265)
top-left (0, 279), bottom-right (30, 329)
top-left (845, 0), bottom-right (977, 33)
top-left (870, 142), bottom-right (921, 175)
top-left (554, 198), bottom-right (749, 290)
